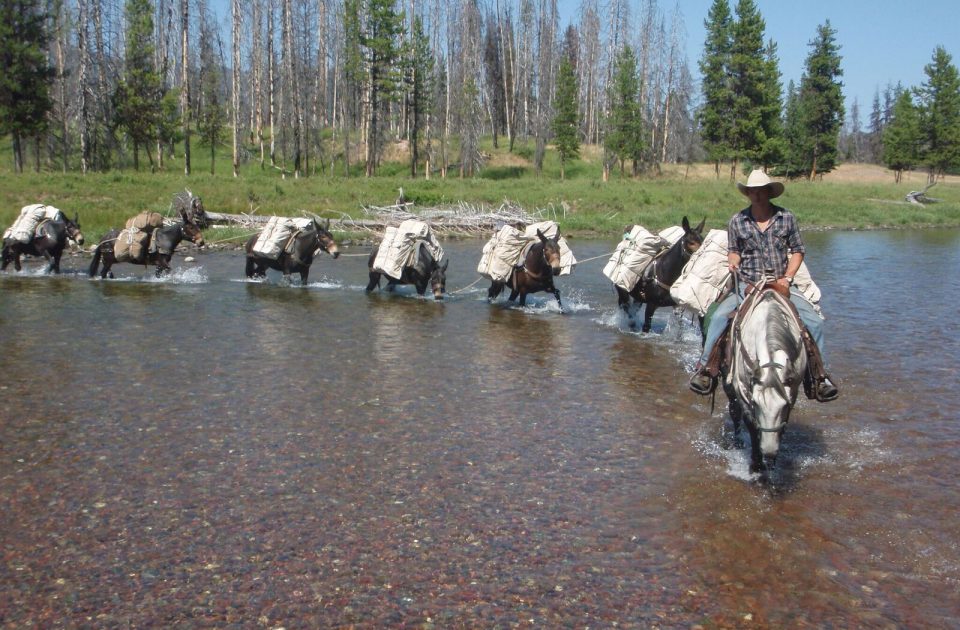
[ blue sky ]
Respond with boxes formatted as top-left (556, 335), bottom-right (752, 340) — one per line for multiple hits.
top-left (582, 0), bottom-right (960, 120)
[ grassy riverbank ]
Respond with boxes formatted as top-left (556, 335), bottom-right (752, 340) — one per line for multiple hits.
top-left (2, 141), bottom-right (959, 243)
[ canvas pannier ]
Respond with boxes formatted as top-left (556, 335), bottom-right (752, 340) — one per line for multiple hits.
top-left (125, 212), bottom-right (165, 232)
top-left (3, 204), bottom-right (65, 244)
top-left (113, 228), bottom-right (151, 263)
top-left (477, 225), bottom-right (532, 282)
top-left (602, 225), bottom-right (670, 291)
top-left (251, 216), bottom-right (313, 260)
top-left (669, 229), bottom-right (731, 317)
top-left (372, 219), bottom-right (443, 279)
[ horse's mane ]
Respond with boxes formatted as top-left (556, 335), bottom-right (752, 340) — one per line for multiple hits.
top-left (762, 293), bottom-right (803, 361)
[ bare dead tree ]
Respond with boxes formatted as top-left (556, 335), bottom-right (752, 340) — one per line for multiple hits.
top-left (78, 0), bottom-right (91, 173)
top-left (180, 0), bottom-right (191, 174)
top-left (232, 0), bottom-right (241, 176)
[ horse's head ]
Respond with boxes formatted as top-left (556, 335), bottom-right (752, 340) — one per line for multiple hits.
top-left (537, 229), bottom-right (563, 276)
top-left (313, 218), bottom-right (339, 258)
top-left (429, 257), bottom-right (448, 300)
top-left (65, 212), bottom-right (84, 246)
top-left (735, 292), bottom-right (807, 465)
top-left (680, 216), bottom-right (706, 258)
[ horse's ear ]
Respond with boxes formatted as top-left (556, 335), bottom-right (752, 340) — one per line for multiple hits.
top-left (682, 216), bottom-right (691, 231)
top-left (536, 229), bottom-right (547, 243)
top-left (695, 217), bottom-right (706, 233)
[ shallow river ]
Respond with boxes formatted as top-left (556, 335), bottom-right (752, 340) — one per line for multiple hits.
top-left (1, 229), bottom-right (958, 627)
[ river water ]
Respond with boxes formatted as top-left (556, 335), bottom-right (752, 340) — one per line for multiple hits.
top-left (1, 229), bottom-right (958, 627)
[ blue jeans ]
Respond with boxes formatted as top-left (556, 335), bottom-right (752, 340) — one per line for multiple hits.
top-left (699, 288), bottom-right (824, 365)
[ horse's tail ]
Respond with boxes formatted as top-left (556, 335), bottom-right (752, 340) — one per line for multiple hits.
top-left (88, 244), bottom-right (102, 277)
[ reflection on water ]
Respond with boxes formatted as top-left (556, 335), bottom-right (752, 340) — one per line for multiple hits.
top-left (0, 232), bottom-right (958, 626)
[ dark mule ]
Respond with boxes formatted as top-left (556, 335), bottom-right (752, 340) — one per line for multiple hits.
top-left (366, 242), bottom-right (448, 300)
top-left (616, 216), bottom-right (706, 332)
top-left (88, 210), bottom-right (205, 279)
top-left (2, 213), bottom-right (85, 273)
top-left (487, 229), bottom-right (563, 308)
top-left (244, 219), bottom-right (339, 285)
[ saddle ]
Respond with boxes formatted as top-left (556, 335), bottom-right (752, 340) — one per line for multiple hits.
top-left (702, 283), bottom-right (833, 401)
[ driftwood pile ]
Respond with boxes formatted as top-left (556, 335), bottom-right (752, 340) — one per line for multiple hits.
top-left (905, 182), bottom-right (940, 206)
top-left (205, 200), bottom-right (569, 237)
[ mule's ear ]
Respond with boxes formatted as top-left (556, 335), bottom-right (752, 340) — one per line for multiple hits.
top-left (325, 218), bottom-right (330, 231)
top-left (682, 216), bottom-right (690, 231)
top-left (696, 217), bottom-right (706, 233)
top-left (441, 258), bottom-right (449, 271)
top-left (536, 229), bottom-right (547, 243)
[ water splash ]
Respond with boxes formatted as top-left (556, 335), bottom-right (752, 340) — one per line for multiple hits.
top-left (146, 266), bottom-right (208, 284)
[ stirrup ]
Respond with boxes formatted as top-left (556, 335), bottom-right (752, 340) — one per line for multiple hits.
top-left (689, 372), bottom-right (717, 396)
top-left (815, 379), bottom-right (839, 402)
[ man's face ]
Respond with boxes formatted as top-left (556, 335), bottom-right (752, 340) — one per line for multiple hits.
top-left (746, 186), bottom-right (770, 202)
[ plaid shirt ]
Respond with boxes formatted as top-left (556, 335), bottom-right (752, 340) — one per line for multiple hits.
top-left (727, 205), bottom-right (805, 285)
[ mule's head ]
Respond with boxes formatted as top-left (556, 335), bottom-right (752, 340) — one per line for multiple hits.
top-left (65, 212), bottom-right (84, 246)
top-left (429, 257), bottom-right (448, 300)
top-left (680, 216), bottom-right (706, 257)
top-left (537, 229), bottom-right (563, 275)
top-left (313, 218), bottom-right (339, 258)
top-left (179, 209), bottom-right (205, 247)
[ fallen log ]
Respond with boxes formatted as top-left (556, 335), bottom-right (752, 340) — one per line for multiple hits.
top-left (906, 182), bottom-right (940, 205)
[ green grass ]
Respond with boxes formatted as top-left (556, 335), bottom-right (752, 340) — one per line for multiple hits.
top-left (2, 136), bottom-right (959, 243)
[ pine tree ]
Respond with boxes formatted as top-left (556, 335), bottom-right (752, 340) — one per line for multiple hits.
top-left (698, 0), bottom-right (733, 175)
top-left (196, 29), bottom-right (226, 175)
top-left (551, 56), bottom-right (580, 179)
top-left (727, 0), bottom-right (768, 178)
top-left (882, 91), bottom-right (921, 183)
top-left (113, 0), bottom-right (163, 171)
top-left (797, 21), bottom-right (844, 179)
top-left (915, 45), bottom-right (960, 181)
top-left (605, 45), bottom-right (645, 177)
top-left (0, 0), bottom-right (53, 173)
top-left (363, 0), bottom-right (405, 177)
top-left (757, 38), bottom-right (784, 168)
top-left (780, 80), bottom-right (808, 177)
top-left (408, 16), bottom-right (433, 178)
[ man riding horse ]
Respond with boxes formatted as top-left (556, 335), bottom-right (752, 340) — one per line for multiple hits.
top-left (689, 170), bottom-right (838, 402)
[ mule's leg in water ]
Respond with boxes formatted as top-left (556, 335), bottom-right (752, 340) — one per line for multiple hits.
top-left (365, 271), bottom-right (381, 293)
top-left (642, 303), bottom-right (657, 333)
top-left (299, 268), bottom-right (309, 286)
top-left (552, 287), bottom-right (563, 311)
top-left (487, 281), bottom-right (505, 301)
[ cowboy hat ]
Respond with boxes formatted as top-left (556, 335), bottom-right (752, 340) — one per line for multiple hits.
top-left (737, 169), bottom-right (784, 199)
